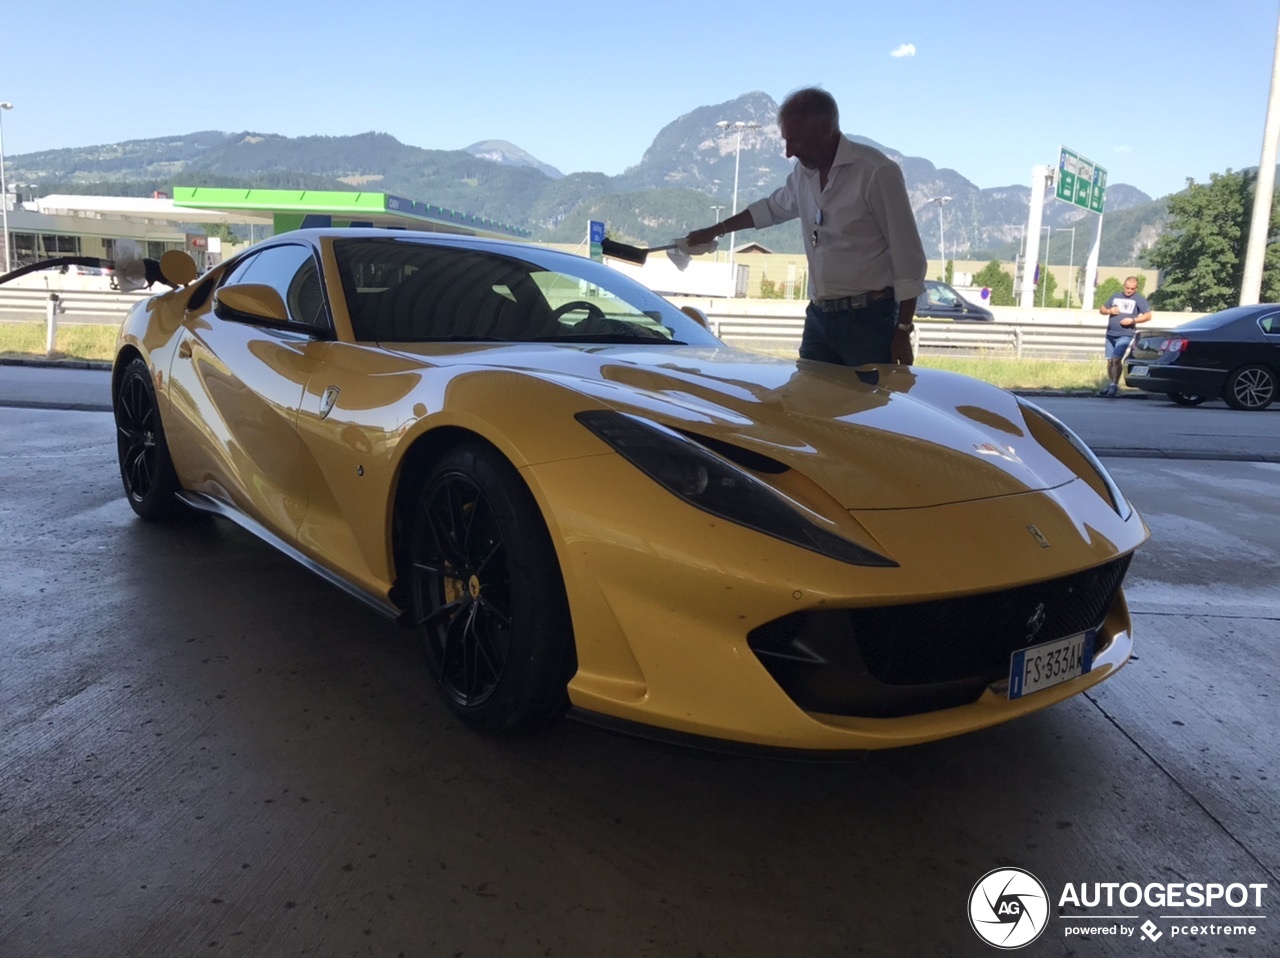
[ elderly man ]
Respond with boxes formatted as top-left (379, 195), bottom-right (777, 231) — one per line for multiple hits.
top-left (686, 87), bottom-right (927, 366)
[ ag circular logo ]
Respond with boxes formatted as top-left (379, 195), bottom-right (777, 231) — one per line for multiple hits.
top-left (968, 867), bottom-right (1050, 949)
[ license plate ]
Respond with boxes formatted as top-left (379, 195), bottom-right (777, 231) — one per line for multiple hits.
top-left (1008, 631), bottom-right (1095, 699)
top-left (1128, 365), bottom-right (1149, 377)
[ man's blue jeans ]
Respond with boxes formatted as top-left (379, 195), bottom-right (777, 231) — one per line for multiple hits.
top-left (800, 298), bottom-right (897, 366)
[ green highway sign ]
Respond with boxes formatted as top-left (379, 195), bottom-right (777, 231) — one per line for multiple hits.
top-left (1056, 147), bottom-right (1107, 214)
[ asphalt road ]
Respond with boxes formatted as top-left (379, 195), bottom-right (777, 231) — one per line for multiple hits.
top-left (1, 369), bottom-right (1277, 957)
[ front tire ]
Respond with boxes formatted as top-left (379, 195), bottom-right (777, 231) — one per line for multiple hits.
top-left (1222, 364), bottom-right (1276, 411)
top-left (115, 357), bottom-right (181, 520)
top-left (1168, 392), bottom-right (1208, 407)
top-left (406, 442), bottom-right (575, 733)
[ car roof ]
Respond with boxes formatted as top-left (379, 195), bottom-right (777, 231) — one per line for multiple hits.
top-left (1175, 303), bottom-right (1280, 333)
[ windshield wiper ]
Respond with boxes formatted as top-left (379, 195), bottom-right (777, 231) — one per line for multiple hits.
top-left (531, 333), bottom-right (687, 345)
top-left (404, 335), bottom-right (512, 342)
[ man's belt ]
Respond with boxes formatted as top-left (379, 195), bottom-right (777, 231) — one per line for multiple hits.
top-left (812, 287), bottom-right (895, 311)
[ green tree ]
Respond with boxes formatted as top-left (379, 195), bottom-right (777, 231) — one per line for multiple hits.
top-left (944, 259), bottom-right (954, 284)
top-left (1030, 266), bottom-right (1060, 307)
top-left (1096, 277), bottom-right (1123, 305)
top-left (758, 277), bottom-right (783, 299)
top-left (203, 223), bottom-right (238, 245)
top-left (973, 260), bottom-right (1015, 306)
top-left (1145, 168), bottom-right (1280, 311)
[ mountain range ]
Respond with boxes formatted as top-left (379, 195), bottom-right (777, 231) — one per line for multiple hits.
top-left (7, 92), bottom-right (1166, 265)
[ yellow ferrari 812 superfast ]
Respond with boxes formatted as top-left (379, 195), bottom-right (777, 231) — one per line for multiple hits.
top-left (108, 229), bottom-right (1147, 752)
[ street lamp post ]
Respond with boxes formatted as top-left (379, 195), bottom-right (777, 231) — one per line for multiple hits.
top-left (0, 101), bottom-right (13, 273)
top-left (717, 119), bottom-right (760, 294)
top-left (710, 204), bottom-right (725, 261)
top-left (1040, 225), bottom-right (1052, 307)
top-left (1058, 227), bottom-right (1076, 307)
top-left (927, 196), bottom-right (952, 275)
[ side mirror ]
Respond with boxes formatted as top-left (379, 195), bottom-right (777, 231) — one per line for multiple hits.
top-left (680, 304), bottom-right (711, 330)
top-left (214, 283), bottom-right (289, 324)
top-left (160, 250), bottom-right (199, 287)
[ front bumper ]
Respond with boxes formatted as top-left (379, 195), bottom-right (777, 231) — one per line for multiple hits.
top-left (526, 453), bottom-right (1147, 751)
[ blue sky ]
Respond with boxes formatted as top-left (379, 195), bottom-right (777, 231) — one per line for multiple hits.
top-left (2, 0), bottom-right (1277, 199)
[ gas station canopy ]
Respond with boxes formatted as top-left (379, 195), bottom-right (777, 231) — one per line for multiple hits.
top-left (32, 188), bottom-right (531, 240)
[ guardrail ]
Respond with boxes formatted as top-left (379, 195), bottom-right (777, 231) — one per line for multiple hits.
top-left (0, 289), bottom-right (1108, 359)
top-left (0, 287), bottom-right (151, 323)
top-left (705, 313), bottom-right (1105, 359)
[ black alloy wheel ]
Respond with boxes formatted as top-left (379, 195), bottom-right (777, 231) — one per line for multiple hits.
top-left (1168, 392), bottom-right (1208, 406)
top-left (1222, 364), bottom-right (1276, 411)
top-left (407, 442), bottom-right (575, 733)
top-left (115, 357), bottom-right (181, 520)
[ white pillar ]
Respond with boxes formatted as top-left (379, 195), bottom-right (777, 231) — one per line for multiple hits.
top-left (45, 294), bottom-right (60, 357)
top-left (1241, 8), bottom-right (1280, 304)
top-left (1019, 166), bottom-right (1050, 308)
top-left (0, 102), bottom-right (13, 273)
top-left (1082, 213), bottom-right (1104, 312)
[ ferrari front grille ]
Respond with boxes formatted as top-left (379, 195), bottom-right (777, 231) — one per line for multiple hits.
top-left (747, 555), bottom-right (1132, 717)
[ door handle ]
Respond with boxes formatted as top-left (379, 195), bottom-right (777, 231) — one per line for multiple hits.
top-left (178, 340), bottom-right (193, 359)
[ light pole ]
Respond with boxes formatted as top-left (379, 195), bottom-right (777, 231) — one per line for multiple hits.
top-left (1040, 225), bottom-right (1052, 307)
top-left (927, 196), bottom-right (952, 275)
top-left (1059, 227), bottom-right (1076, 306)
top-left (710, 204), bottom-right (725, 260)
top-left (717, 119), bottom-right (760, 294)
top-left (0, 101), bottom-right (13, 272)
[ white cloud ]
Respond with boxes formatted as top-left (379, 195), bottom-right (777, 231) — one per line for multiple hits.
top-left (1114, 145), bottom-right (1133, 153)
top-left (890, 43), bottom-right (916, 58)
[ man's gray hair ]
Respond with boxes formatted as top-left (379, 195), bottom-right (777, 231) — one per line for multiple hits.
top-left (779, 87), bottom-right (839, 130)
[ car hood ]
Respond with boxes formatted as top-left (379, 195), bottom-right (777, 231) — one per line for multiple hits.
top-left (382, 342), bottom-right (1080, 510)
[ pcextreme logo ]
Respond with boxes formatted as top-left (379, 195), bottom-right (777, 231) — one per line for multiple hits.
top-left (968, 869), bottom-right (1269, 948)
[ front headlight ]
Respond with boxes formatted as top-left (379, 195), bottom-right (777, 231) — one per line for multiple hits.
top-left (576, 410), bottom-right (896, 568)
top-left (1017, 398), bottom-right (1133, 520)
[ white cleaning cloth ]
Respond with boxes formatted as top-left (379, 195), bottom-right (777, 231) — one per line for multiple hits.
top-left (112, 239), bottom-right (148, 292)
top-left (667, 237), bottom-right (719, 271)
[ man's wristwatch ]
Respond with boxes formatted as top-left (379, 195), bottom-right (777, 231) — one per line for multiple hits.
top-left (897, 323), bottom-right (914, 332)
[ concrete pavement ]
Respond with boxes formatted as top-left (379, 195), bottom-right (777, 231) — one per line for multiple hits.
top-left (0, 401), bottom-right (1277, 956)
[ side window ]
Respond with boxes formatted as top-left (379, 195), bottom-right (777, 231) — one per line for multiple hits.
top-left (1260, 312), bottom-right (1280, 335)
top-left (221, 244), bottom-right (330, 331)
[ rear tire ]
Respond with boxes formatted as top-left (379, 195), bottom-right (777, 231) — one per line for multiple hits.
top-left (1222, 365), bottom-right (1276, 411)
top-left (114, 357), bottom-right (182, 520)
top-left (406, 442), bottom-right (575, 733)
top-left (1167, 392), bottom-right (1208, 407)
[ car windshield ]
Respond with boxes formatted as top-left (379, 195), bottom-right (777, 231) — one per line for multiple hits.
top-left (333, 237), bottom-right (721, 346)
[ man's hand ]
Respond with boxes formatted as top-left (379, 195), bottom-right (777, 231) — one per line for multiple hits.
top-left (1120, 317), bottom-right (1133, 327)
top-left (686, 226), bottom-right (722, 248)
top-left (891, 326), bottom-right (914, 365)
